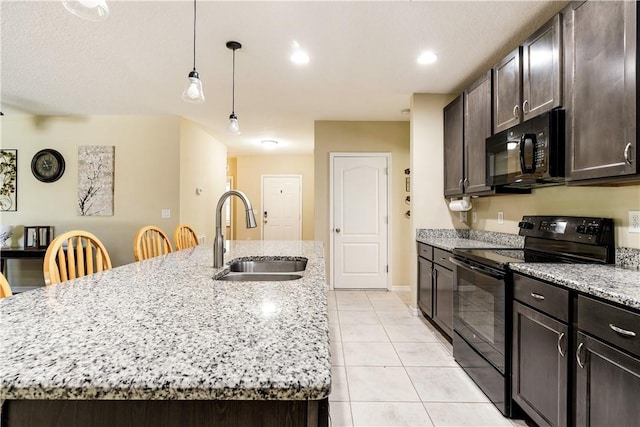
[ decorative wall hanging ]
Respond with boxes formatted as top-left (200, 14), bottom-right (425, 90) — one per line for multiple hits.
top-left (0, 149), bottom-right (17, 211)
top-left (78, 145), bottom-right (115, 216)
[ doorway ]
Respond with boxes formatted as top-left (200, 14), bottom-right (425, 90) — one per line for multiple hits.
top-left (261, 175), bottom-right (302, 240)
top-left (330, 153), bottom-right (390, 289)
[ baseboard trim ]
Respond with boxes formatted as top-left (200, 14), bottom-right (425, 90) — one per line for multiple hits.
top-left (391, 285), bottom-right (410, 292)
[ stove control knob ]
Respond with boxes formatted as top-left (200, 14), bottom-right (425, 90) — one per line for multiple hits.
top-left (586, 225), bottom-right (599, 235)
top-left (518, 221), bottom-right (534, 230)
top-left (576, 225), bottom-right (587, 234)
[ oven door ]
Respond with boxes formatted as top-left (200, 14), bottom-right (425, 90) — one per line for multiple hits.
top-left (450, 257), bottom-right (507, 373)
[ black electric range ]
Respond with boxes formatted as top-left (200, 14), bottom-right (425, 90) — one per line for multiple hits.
top-left (450, 216), bottom-right (615, 417)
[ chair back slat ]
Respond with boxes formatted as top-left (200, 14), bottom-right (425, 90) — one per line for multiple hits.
top-left (133, 226), bottom-right (172, 261)
top-left (174, 224), bottom-right (198, 251)
top-left (0, 272), bottom-right (12, 299)
top-left (44, 230), bottom-right (112, 286)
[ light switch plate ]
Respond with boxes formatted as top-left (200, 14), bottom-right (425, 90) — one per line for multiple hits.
top-left (459, 212), bottom-right (468, 222)
top-left (630, 211), bottom-right (640, 233)
top-left (161, 209), bottom-right (171, 219)
top-left (472, 212), bottom-right (478, 223)
top-left (498, 211), bottom-right (504, 224)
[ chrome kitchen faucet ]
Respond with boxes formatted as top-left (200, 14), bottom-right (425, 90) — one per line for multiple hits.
top-left (213, 190), bottom-right (257, 268)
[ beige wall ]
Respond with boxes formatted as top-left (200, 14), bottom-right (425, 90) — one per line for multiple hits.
top-left (234, 154), bottom-right (315, 241)
top-left (179, 119), bottom-right (228, 245)
top-left (471, 185), bottom-right (640, 249)
top-left (1, 115), bottom-right (181, 285)
top-left (314, 121), bottom-right (411, 287)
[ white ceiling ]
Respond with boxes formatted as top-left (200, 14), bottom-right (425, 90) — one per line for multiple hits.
top-left (1, 0), bottom-right (566, 155)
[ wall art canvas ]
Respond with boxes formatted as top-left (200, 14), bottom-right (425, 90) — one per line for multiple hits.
top-left (78, 145), bottom-right (115, 216)
top-left (0, 149), bottom-right (18, 211)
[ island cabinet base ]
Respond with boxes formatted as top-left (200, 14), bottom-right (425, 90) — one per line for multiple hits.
top-left (1, 398), bottom-right (329, 427)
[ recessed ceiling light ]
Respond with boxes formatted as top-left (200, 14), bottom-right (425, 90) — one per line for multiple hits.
top-left (261, 140), bottom-right (278, 149)
top-left (417, 51), bottom-right (438, 65)
top-left (290, 41), bottom-right (310, 65)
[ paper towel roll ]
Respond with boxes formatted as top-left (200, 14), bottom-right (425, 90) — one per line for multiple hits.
top-left (448, 197), bottom-right (472, 212)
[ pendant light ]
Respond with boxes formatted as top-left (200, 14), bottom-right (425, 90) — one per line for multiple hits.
top-left (227, 41), bottom-right (242, 135)
top-left (182, 0), bottom-right (205, 103)
top-left (62, 0), bottom-right (109, 22)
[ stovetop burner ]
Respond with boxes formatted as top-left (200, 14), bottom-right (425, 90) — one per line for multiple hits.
top-left (453, 215), bottom-right (615, 270)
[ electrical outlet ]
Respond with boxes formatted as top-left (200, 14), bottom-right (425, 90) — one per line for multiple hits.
top-left (198, 235), bottom-right (206, 244)
top-left (630, 211), bottom-right (640, 233)
top-left (459, 212), bottom-right (468, 222)
top-left (161, 209), bottom-right (171, 219)
top-left (472, 212), bottom-right (478, 223)
top-left (498, 211), bottom-right (504, 224)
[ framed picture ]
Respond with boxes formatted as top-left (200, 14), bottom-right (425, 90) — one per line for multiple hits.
top-left (0, 149), bottom-right (18, 211)
top-left (78, 145), bottom-right (115, 216)
top-left (405, 177), bottom-right (410, 193)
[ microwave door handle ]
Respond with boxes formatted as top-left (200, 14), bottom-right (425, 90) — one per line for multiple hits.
top-left (520, 133), bottom-right (537, 174)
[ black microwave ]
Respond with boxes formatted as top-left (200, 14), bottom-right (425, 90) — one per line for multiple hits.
top-left (486, 109), bottom-right (565, 189)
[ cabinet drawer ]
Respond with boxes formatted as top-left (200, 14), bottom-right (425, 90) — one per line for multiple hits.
top-left (417, 243), bottom-right (433, 260)
top-left (433, 248), bottom-right (454, 270)
top-left (578, 296), bottom-right (640, 356)
top-left (514, 274), bottom-right (569, 322)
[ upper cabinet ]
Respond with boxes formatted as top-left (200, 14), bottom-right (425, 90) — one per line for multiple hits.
top-left (564, 1), bottom-right (638, 182)
top-left (493, 14), bottom-right (562, 133)
top-left (443, 72), bottom-right (494, 198)
top-left (443, 94), bottom-right (464, 197)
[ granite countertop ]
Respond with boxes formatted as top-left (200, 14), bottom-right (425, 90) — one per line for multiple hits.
top-left (416, 236), bottom-right (514, 251)
top-left (416, 229), bottom-right (523, 251)
top-left (509, 263), bottom-right (640, 311)
top-left (0, 241), bottom-right (330, 401)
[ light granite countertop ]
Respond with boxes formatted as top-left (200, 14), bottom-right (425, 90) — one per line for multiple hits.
top-left (509, 263), bottom-right (640, 311)
top-left (0, 241), bottom-right (330, 401)
top-left (416, 229), bottom-right (640, 311)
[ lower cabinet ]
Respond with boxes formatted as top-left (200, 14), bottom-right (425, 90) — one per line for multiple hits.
top-left (416, 242), bottom-right (453, 340)
top-left (512, 301), bottom-right (569, 427)
top-left (575, 296), bottom-right (640, 427)
top-left (433, 264), bottom-right (454, 338)
top-left (418, 256), bottom-right (433, 317)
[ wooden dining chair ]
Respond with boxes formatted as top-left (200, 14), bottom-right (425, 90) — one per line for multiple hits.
top-left (174, 224), bottom-right (199, 251)
top-left (43, 230), bottom-right (113, 286)
top-left (0, 272), bottom-right (13, 298)
top-left (133, 225), bottom-right (173, 261)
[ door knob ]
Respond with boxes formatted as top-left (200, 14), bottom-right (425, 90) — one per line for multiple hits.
top-left (335, 228), bottom-right (341, 233)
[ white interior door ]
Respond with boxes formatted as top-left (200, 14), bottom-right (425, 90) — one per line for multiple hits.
top-left (331, 154), bottom-right (389, 289)
top-left (262, 175), bottom-right (302, 240)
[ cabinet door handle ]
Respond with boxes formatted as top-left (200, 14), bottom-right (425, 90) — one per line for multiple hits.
top-left (557, 332), bottom-right (566, 357)
top-left (463, 178), bottom-right (468, 188)
top-left (522, 100), bottom-right (530, 114)
top-left (513, 104), bottom-right (520, 119)
top-left (458, 179), bottom-right (463, 190)
top-left (530, 292), bottom-right (545, 301)
top-left (576, 342), bottom-right (585, 369)
top-left (624, 143), bottom-right (633, 165)
top-left (609, 324), bottom-right (636, 338)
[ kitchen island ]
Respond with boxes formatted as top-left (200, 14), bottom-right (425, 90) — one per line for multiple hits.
top-left (0, 241), bottom-right (330, 427)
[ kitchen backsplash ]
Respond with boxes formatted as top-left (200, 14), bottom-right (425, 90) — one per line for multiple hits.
top-left (416, 229), bottom-right (640, 270)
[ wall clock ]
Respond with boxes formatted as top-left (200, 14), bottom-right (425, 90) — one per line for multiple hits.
top-left (31, 149), bottom-right (66, 183)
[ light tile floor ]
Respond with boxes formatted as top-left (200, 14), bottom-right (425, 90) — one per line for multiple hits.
top-left (327, 290), bottom-right (530, 427)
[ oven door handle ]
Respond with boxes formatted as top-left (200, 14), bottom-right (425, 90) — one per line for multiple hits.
top-left (449, 257), bottom-right (504, 280)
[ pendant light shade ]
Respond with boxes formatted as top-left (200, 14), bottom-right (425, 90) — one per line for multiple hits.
top-left (227, 41), bottom-right (242, 134)
top-left (182, 0), bottom-right (205, 103)
top-left (62, 0), bottom-right (109, 22)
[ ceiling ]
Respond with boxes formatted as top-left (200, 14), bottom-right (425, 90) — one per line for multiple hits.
top-left (1, 1), bottom-right (566, 156)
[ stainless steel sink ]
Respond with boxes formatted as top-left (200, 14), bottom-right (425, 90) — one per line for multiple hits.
top-left (228, 259), bottom-right (307, 273)
top-left (217, 273), bottom-right (303, 282)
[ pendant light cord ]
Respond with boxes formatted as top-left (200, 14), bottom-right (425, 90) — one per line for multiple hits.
top-left (192, 0), bottom-right (197, 71)
top-left (231, 48), bottom-right (236, 114)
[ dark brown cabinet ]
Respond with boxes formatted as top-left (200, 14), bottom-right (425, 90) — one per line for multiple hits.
top-left (443, 95), bottom-right (465, 197)
top-left (463, 71), bottom-right (493, 194)
top-left (575, 295), bottom-right (640, 426)
top-left (564, 1), bottom-right (638, 182)
top-left (417, 246), bottom-right (433, 318)
top-left (433, 263), bottom-right (453, 338)
top-left (513, 302), bottom-right (569, 427)
top-left (444, 73), bottom-right (493, 197)
top-left (494, 14), bottom-right (562, 133)
top-left (512, 274), bottom-right (570, 427)
top-left (416, 243), bottom-right (453, 340)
